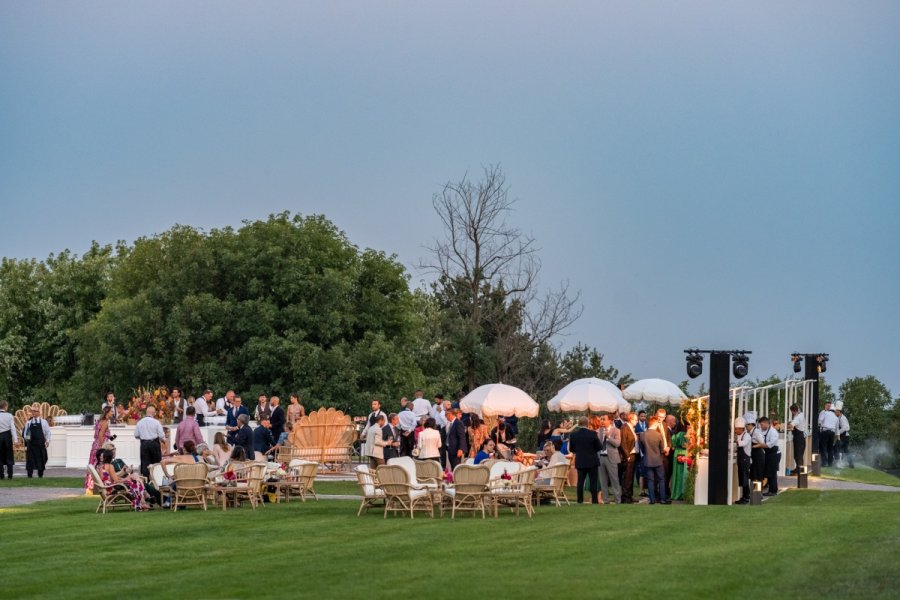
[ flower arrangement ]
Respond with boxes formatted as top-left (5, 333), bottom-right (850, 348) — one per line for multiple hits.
top-left (443, 469), bottom-right (454, 484)
top-left (680, 397), bottom-right (708, 505)
top-left (500, 469), bottom-right (512, 480)
top-left (125, 386), bottom-right (174, 424)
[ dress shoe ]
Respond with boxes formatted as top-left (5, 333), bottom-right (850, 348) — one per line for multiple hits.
top-left (736, 498), bottom-right (749, 504)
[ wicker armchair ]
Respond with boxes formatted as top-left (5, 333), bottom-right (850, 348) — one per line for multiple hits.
top-left (279, 460), bottom-right (319, 503)
top-left (444, 464), bottom-right (490, 519)
top-left (149, 463), bottom-right (173, 505)
top-left (414, 459), bottom-right (443, 488)
top-left (86, 464), bottom-right (133, 514)
top-left (214, 463), bottom-right (266, 511)
top-left (533, 463), bottom-right (571, 507)
top-left (376, 464), bottom-right (433, 519)
top-left (488, 466), bottom-right (538, 517)
top-left (171, 463), bottom-right (210, 511)
top-left (354, 465), bottom-right (385, 516)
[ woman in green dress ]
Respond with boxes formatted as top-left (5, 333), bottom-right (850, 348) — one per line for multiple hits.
top-left (670, 430), bottom-right (688, 501)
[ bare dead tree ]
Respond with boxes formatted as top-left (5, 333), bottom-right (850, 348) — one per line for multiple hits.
top-left (421, 165), bottom-right (582, 389)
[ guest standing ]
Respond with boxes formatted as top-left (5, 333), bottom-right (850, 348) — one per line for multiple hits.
top-left (415, 417), bottom-right (442, 462)
top-left (253, 417), bottom-right (276, 460)
top-left (24, 405), bottom-right (52, 478)
top-left (85, 406), bottom-right (114, 490)
top-left (269, 396), bottom-right (286, 446)
top-left (287, 393), bottom-right (305, 425)
top-left (568, 416), bottom-right (602, 504)
top-left (620, 412), bottom-right (639, 504)
top-left (597, 415), bottom-right (622, 504)
top-left (174, 406), bottom-right (204, 451)
top-left (641, 416), bottom-right (668, 504)
top-left (134, 406), bottom-right (165, 479)
top-left (0, 400), bottom-right (17, 479)
top-left (445, 408), bottom-right (468, 470)
top-left (467, 415), bottom-right (490, 459)
top-left (171, 387), bottom-right (187, 424)
top-left (228, 414), bottom-right (254, 461)
top-left (382, 414), bottom-right (401, 461)
top-left (101, 392), bottom-right (119, 424)
top-left (225, 395), bottom-right (249, 431)
top-left (365, 414), bottom-right (390, 468)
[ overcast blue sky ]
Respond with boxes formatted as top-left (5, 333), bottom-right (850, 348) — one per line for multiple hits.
top-left (1, 2), bottom-right (898, 396)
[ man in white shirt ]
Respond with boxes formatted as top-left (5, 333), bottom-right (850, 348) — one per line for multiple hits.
top-left (734, 417), bottom-right (752, 504)
top-left (101, 392), bottom-right (118, 424)
top-left (215, 390), bottom-right (235, 416)
top-left (597, 415), bottom-right (622, 504)
top-left (397, 409), bottom-right (419, 457)
top-left (787, 404), bottom-right (807, 473)
top-left (758, 417), bottom-right (780, 496)
top-left (133, 406), bottom-right (166, 478)
top-left (0, 400), bottom-right (18, 479)
top-left (24, 405), bottom-right (52, 478)
top-left (411, 389), bottom-right (431, 419)
top-left (818, 403), bottom-right (839, 467)
top-left (834, 402), bottom-right (854, 468)
top-left (193, 390), bottom-right (216, 427)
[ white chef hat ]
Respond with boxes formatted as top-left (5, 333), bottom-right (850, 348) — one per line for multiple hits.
top-left (734, 417), bottom-right (746, 428)
top-left (833, 401), bottom-right (843, 411)
top-left (743, 411), bottom-right (757, 425)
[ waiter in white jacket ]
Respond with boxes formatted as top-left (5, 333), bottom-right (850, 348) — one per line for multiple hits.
top-left (0, 400), bottom-right (17, 479)
top-left (758, 416), bottom-right (780, 496)
top-left (834, 401), bottom-right (854, 468)
top-left (734, 416), bottom-right (752, 504)
top-left (787, 403), bottom-right (807, 474)
top-left (818, 402), bottom-right (839, 467)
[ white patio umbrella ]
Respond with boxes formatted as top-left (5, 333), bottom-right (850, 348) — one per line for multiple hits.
top-left (622, 378), bottom-right (687, 406)
top-left (460, 383), bottom-right (540, 418)
top-left (548, 378), bottom-right (629, 414)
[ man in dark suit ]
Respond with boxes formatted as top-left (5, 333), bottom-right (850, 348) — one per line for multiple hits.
top-left (225, 395), bottom-right (250, 431)
top-left (641, 416), bottom-right (669, 504)
top-left (445, 409), bottom-right (469, 470)
top-left (568, 416), bottom-right (602, 504)
top-left (620, 412), bottom-right (639, 504)
top-left (269, 396), bottom-right (286, 445)
top-left (253, 417), bottom-right (275, 459)
top-left (382, 413), bottom-right (401, 461)
top-left (227, 414), bottom-right (254, 460)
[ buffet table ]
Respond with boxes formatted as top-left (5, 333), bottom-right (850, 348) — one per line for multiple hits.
top-left (48, 422), bottom-right (234, 469)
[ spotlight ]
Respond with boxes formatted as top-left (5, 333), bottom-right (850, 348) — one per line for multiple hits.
top-left (686, 352), bottom-right (703, 379)
top-left (732, 353), bottom-right (749, 379)
top-left (817, 354), bottom-right (828, 373)
top-left (791, 353), bottom-right (802, 374)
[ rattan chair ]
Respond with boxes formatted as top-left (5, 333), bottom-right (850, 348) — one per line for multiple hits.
top-left (533, 463), bottom-right (571, 507)
top-left (355, 465), bottom-right (385, 516)
top-left (414, 458), bottom-right (443, 488)
top-left (279, 460), bottom-right (319, 503)
top-left (87, 464), bottom-right (133, 514)
top-left (214, 463), bottom-right (266, 511)
top-left (376, 464), bottom-right (433, 519)
top-left (489, 466), bottom-right (538, 517)
top-left (387, 457), bottom-right (434, 490)
top-left (149, 463), bottom-right (173, 505)
top-left (445, 464), bottom-right (490, 519)
top-left (171, 463), bottom-right (210, 511)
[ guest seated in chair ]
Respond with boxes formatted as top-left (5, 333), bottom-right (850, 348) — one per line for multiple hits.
top-left (162, 440), bottom-right (203, 465)
top-left (474, 439), bottom-right (496, 465)
top-left (534, 440), bottom-right (567, 469)
top-left (212, 432), bottom-right (232, 467)
top-left (98, 449), bottom-right (151, 511)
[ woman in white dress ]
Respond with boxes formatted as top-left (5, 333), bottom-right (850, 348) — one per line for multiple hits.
top-left (416, 417), bottom-right (442, 462)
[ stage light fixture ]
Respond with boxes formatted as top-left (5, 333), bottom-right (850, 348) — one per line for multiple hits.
top-left (686, 352), bottom-right (703, 379)
top-left (791, 353), bottom-right (802, 374)
top-left (817, 354), bottom-right (828, 373)
top-left (732, 353), bottom-right (749, 379)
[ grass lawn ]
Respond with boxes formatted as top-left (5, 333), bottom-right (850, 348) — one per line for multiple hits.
top-left (1, 490), bottom-right (898, 599)
top-left (820, 465), bottom-right (900, 488)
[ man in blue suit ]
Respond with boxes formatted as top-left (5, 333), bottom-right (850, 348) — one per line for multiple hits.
top-left (445, 409), bottom-right (469, 470)
top-left (226, 395), bottom-right (250, 431)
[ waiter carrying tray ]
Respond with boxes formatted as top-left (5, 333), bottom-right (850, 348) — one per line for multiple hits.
top-left (134, 406), bottom-right (165, 479)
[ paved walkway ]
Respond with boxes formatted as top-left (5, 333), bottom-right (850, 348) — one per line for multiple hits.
top-left (0, 487), bottom-right (83, 508)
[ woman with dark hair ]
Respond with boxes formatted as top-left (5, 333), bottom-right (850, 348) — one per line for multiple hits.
top-left (416, 417), bottom-right (442, 461)
top-left (536, 419), bottom-right (553, 450)
top-left (98, 449), bottom-right (150, 511)
top-left (287, 393), bottom-right (305, 425)
top-left (474, 439), bottom-right (496, 464)
top-left (467, 414), bottom-right (490, 459)
top-left (85, 405), bottom-right (115, 491)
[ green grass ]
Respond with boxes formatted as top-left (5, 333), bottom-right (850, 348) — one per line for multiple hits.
top-left (0, 476), bottom-right (85, 488)
top-left (820, 465), bottom-right (900, 487)
top-left (1, 490), bottom-right (898, 599)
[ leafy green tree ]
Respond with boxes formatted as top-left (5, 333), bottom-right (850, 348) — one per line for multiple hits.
top-left (838, 376), bottom-right (892, 450)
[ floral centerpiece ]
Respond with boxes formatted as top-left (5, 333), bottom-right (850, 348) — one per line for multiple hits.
top-left (500, 469), bottom-right (512, 489)
top-left (680, 397), bottom-right (708, 504)
top-left (125, 386), bottom-right (174, 424)
top-left (443, 469), bottom-right (454, 484)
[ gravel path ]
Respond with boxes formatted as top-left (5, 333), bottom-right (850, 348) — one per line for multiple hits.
top-left (0, 487), bottom-right (83, 508)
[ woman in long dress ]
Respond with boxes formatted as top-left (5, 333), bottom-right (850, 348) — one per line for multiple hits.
top-left (85, 406), bottom-right (113, 491)
top-left (670, 430), bottom-right (688, 501)
top-left (467, 415), bottom-right (490, 459)
top-left (98, 449), bottom-right (149, 511)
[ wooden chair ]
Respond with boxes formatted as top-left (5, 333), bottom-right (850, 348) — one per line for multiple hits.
top-left (214, 463), bottom-right (266, 511)
top-left (376, 464), bottom-right (433, 519)
top-left (445, 465), bottom-right (490, 519)
top-left (149, 463), bottom-right (173, 505)
top-left (279, 460), bottom-right (319, 503)
top-left (489, 466), bottom-right (538, 517)
top-left (87, 464), bottom-right (134, 513)
top-left (354, 465), bottom-right (385, 516)
top-left (533, 463), bottom-right (571, 507)
top-left (171, 463), bottom-right (209, 511)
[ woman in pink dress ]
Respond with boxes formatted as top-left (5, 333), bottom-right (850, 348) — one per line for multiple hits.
top-left (84, 406), bottom-right (114, 491)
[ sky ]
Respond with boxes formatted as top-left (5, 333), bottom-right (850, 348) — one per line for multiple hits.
top-left (1, 2), bottom-right (899, 397)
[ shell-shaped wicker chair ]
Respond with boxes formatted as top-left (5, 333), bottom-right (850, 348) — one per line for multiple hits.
top-left (280, 460), bottom-right (319, 503)
top-left (533, 463), bottom-right (571, 507)
top-left (445, 465), bottom-right (490, 519)
top-left (376, 464), bottom-right (433, 519)
top-left (489, 466), bottom-right (538, 517)
top-left (171, 463), bottom-right (210, 511)
top-left (87, 464), bottom-right (133, 514)
top-left (355, 465), bottom-right (385, 516)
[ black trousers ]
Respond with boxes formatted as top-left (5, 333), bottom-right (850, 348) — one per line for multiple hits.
top-left (622, 454), bottom-right (637, 502)
top-left (819, 430), bottom-right (836, 467)
top-left (0, 431), bottom-right (13, 478)
top-left (792, 431), bottom-right (806, 469)
top-left (448, 452), bottom-right (462, 471)
top-left (737, 453), bottom-right (751, 500)
top-left (838, 434), bottom-right (855, 467)
top-left (764, 449), bottom-right (780, 494)
top-left (139, 440), bottom-right (162, 479)
top-left (576, 466), bottom-right (599, 504)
